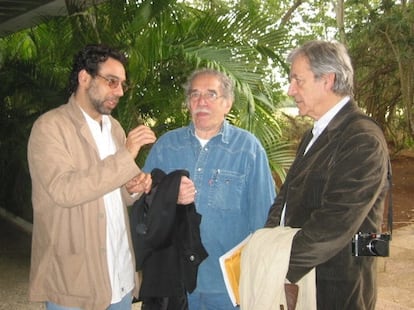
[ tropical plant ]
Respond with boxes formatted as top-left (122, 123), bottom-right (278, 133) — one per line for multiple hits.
top-left (346, 0), bottom-right (414, 152)
top-left (0, 0), bottom-right (296, 219)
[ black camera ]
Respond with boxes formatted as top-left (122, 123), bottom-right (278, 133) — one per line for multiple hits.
top-left (351, 232), bottom-right (391, 257)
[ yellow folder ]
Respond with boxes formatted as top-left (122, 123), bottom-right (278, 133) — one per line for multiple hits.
top-left (219, 234), bottom-right (252, 307)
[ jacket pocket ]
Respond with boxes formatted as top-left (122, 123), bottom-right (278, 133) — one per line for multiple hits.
top-left (47, 252), bottom-right (92, 297)
top-left (47, 207), bottom-right (91, 297)
top-left (207, 169), bottom-right (244, 210)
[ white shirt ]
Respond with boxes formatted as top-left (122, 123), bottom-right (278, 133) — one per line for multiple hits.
top-left (195, 134), bottom-right (209, 147)
top-left (304, 96), bottom-right (350, 154)
top-left (82, 111), bottom-right (134, 303)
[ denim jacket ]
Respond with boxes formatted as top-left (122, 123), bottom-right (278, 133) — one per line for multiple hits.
top-left (143, 120), bottom-right (276, 294)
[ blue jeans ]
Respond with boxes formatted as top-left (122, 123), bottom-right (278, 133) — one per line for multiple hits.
top-left (188, 292), bottom-right (235, 310)
top-left (46, 292), bottom-right (132, 310)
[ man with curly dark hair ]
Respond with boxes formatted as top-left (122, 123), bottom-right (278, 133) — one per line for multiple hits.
top-left (27, 44), bottom-right (163, 310)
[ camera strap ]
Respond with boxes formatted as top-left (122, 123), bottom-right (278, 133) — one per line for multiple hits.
top-left (386, 159), bottom-right (393, 237)
top-left (351, 112), bottom-right (393, 237)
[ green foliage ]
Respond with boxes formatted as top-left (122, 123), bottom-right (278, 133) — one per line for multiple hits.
top-left (3, 0), bottom-right (412, 221)
top-left (0, 0), bottom-right (295, 219)
top-left (347, 0), bottom-right (414, 152)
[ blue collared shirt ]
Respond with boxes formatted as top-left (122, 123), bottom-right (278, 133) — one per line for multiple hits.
top-left (143, 120), bottom-right (276, 294)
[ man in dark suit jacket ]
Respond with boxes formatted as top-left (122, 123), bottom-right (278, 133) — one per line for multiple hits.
top-left (265, 40), bottom-right (390, 310)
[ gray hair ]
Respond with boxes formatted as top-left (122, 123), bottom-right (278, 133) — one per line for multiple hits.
top-left (183, 68), bottom-right (235, 106)
top-left (287, 40), bottom-right (354, 97)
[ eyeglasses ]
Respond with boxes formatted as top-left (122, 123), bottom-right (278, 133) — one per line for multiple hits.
top-left (95, 74), bottom-right (129, 92)
top-left (188, 91), bottom-right (223, 103)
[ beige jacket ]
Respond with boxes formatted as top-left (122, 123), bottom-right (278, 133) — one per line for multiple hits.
top-left (240, 227), bottom-right (316, 310)
top-left (27, 95), bottom-right (141, 310)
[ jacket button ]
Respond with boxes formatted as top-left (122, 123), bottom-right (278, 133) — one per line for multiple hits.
top-left (189, 255), bottom-right (195, 262)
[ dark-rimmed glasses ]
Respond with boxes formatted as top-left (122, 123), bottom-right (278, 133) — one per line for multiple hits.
top-left (95, 74), bottom-right (129, 92)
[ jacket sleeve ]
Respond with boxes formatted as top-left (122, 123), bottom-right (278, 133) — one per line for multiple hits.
top-left (27, 111), bottom-right (140, 207)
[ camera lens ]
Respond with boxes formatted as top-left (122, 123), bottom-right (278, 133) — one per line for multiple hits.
top-left (367, 239), bottom-right (389, 256)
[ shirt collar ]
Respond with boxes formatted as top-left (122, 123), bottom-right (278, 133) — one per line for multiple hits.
top-left (81, 109), bottom-right (111, 132)
top-left (313, 96), bottom-right (350, 138)
top-left (188, 120), bottom-right (230, 144)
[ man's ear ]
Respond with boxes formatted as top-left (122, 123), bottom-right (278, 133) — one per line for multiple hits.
top-left (78, 69), bottom-right (90, 86)
top-left (324, 72), bottom-right (336, 89)
top-left (224, 100), bottom-right (233, 113)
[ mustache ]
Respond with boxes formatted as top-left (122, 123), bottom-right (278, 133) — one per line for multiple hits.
top-left (193, 108), bottom-right (210, 114)
top-left (107, 96), bottom-right (120, 103)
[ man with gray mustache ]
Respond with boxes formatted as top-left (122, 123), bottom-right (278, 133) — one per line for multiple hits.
top-left (141, 68), bottom-right (276, 309)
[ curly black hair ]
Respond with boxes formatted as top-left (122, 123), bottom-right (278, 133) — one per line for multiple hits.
top-left (67, 44), bottom-right (127, 94)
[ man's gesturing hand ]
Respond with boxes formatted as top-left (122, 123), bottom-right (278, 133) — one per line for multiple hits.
top-left (126, 172), bottom-right (152, 195)
top-left (126, 125), bottom-right (156, 159)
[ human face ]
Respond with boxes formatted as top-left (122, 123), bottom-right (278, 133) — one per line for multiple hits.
top-left (86, 58), bottom-right (127, 117)
top-left (188, 74), bottom-right (232, 139)
top-left (287, 55), bottom-right (327, 120)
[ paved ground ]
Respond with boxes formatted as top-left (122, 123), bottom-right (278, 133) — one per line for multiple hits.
top-left (376, 224), bottom-right (414, 310)
top-left (0, 212), bottom-right (413, 310)
top-left (0, 216), bottom-right (38, 310)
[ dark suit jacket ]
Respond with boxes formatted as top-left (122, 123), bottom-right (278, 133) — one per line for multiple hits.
top-left (130, 169), bottom-right (208, 298)
top-left (266, 101), bottom-right (390, 310)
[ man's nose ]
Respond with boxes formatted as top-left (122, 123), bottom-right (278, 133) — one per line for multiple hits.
top-left (195, 95), bottom-right (208, 105)
top-left (114, 84), bottom-right (124, 96)
top-left (287, 82), bottom-right (297, 96)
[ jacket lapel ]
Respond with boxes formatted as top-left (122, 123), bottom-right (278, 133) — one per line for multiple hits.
top-left (288, 101), bottom-right (361, 178)
top-left (301, 101), bottom-right (359, 158)
top-left (67, 95), bottom-right (100, 155)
